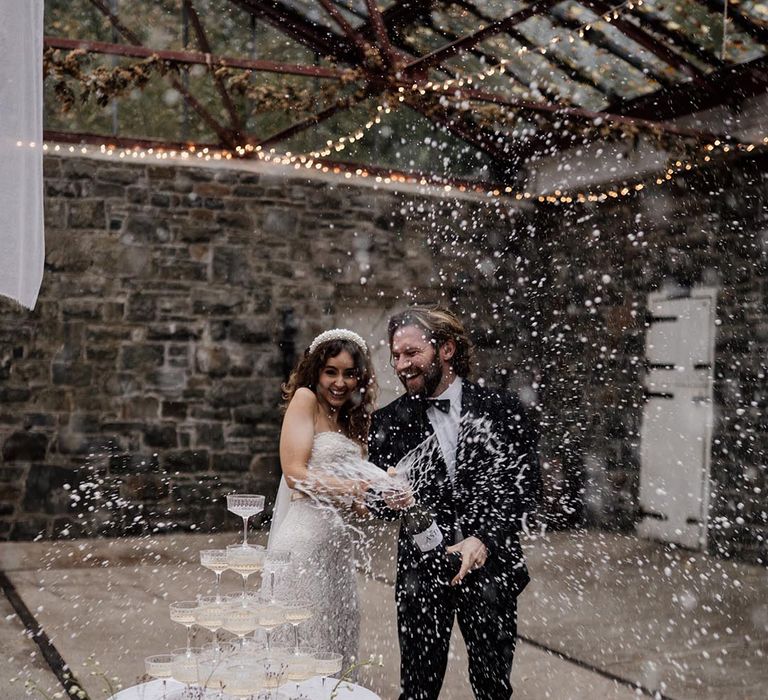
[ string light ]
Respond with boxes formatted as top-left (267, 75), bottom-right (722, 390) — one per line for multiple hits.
top-left (26, 131), bottom-right (766, 208)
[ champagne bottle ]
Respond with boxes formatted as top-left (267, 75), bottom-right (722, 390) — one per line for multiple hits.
top-left (366, 488), bottom-right (461, 581)
top-left (404, 502), bottom-right (444, 553)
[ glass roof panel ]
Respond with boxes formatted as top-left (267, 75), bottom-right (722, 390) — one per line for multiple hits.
top-left (639, 0), bottom-right (765, 64)
top-left (476, 32), bottom-right (610, 110)
top-left (555, 2), bottom-right (688, 84)
top-left (516, 14), bottom-right (660, 100)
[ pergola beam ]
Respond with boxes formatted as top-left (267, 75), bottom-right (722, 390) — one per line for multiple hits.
top-left (614, 55), bottom-right (768, 120)
top-left (184, 0), bottom-right (243, 133)
top-left (43, 36), bottom-right (348, 79)
top-left (228, 0), bottom-right (360, 65)
top-left (365, 0), bottom-right (398, 66)
top-left (418, 83), bottom-right (737, 142)
top-left (318, 0), bottom-right (369, 57)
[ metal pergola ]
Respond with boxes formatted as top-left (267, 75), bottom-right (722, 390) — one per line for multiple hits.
top-left (43, 0), bottom-right (768, 191)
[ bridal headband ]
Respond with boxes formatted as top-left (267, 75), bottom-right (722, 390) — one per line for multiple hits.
top-left (308, 329), bottom-right (368, 355)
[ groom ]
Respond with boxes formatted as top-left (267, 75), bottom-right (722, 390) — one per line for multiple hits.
top-left (368, 305), bottom-right (540, 700)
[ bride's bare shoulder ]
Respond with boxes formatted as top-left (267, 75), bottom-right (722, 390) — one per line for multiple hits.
top-left (289, 387), bottom-right (318, 410)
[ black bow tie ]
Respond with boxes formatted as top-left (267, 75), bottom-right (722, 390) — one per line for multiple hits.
top-left (424, 398), bottom-right (451, 414)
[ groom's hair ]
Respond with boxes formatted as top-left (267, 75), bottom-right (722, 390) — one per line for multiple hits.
top-left (387, 305), bottom-right (474, 378)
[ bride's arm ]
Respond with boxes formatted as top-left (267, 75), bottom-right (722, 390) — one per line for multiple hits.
top-left (279, 388), bottom-right (367, 501)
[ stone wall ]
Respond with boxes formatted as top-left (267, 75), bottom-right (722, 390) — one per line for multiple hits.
top-left (0, 155), bottom-right (535, 541)
top-left (0, 152), bottom-right (765, 565)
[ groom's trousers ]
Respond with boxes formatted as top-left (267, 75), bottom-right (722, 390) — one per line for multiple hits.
top-left (396, 568), bottom-right (518, 700)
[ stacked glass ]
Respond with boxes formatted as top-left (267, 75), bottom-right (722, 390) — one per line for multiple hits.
top-left (143, 493), bottom-right (345, 697)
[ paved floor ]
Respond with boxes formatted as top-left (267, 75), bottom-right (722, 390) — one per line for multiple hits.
top-left (1, 529), bottom-right (766, 700)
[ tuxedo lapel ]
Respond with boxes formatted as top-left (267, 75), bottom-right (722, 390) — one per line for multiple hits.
top-left (455, 379), bottom-right (481, 476)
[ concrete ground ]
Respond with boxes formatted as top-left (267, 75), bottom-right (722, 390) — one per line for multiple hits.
top-left (1, 529), bottom-right (766, 700)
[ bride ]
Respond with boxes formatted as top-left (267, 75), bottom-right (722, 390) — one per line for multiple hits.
top-left (267, 328), bottom-right (378, 667)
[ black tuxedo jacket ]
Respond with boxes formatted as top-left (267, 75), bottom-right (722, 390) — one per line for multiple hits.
top-left (368, 379), bottom-right (540, 600)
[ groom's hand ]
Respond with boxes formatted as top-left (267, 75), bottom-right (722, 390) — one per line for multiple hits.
top-left (446, 536), bottom-right (488, 586)
top-left (383, 467), bottom-right (414, 510)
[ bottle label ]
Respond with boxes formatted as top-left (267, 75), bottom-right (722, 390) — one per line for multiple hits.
top-left (412, 520), bottom-right (443, 552)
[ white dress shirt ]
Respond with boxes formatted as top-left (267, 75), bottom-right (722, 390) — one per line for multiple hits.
top-left (426, 377), bottom-right (462, 484)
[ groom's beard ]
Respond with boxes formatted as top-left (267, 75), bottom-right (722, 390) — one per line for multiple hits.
top-left (399, 357), bottom-right (444, 398)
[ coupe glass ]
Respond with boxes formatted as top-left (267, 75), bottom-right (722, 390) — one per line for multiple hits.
top-left (260, 656), bottom-right (288, 690)
top-left (263, 549), bottom-right (291, 603)
top-left (200, 549), bottom-right (229, 600)
top-left (282, 602), bottom-right (314, 654)
top-left (226, 543), bottom-right (266, 596)
top-left (144, 654), bottom-right (174, 700)
top-left (227, 493), bottom-right (265, 545)
top-left (286, 648), bottom-right (316, 684)
top-left (194, 596), bottom-right (227, 652)
top-left (170, 647), bottom-right (204, 699)
top-left (313, 651), bottom-right (343, 688)
top-left (197, 654), bottom-right (228, 698)
top-left (221, 660), bottom-right (266, 699)
top-left (169, 601), bottom-right (198, 651)
top-left (222, 606), bottom-right (258, 649)
top-left (254, 602), bottom-right (287, 653)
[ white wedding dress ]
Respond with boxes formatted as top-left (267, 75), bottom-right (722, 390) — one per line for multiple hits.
top-left (268, 432), bottom-right (362, 667)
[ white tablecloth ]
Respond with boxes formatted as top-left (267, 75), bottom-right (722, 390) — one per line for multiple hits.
top-left (109, 676), bottom-right (381, 699)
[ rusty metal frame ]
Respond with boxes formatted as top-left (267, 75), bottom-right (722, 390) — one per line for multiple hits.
top-left (43, 0), bottom-right (768, 187)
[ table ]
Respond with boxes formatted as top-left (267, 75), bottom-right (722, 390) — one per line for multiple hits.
top-left (109, 676), bottom-right (381, 699)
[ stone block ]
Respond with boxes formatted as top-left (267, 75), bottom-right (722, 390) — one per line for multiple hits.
top-left (162, 401), bottom-right (188, 419)
top-left (51, 362), bottom-right (93, 387)
top-left (22, 464), bottom-right (81, 514)
top-left (109, 453), bottom-right (160, 475)
top-left (121, 344), bottom-right (165, 370)
top-left (228, 320), bottom-right (271, 344)
top-left (0, 386), bottom-right (31, 403)
top-left (120, 473), bottom-right (170, 502)
top-left (210, 380), bottom-right (262, 408)
top-left (195, 423), bottom-right (224, 449)
top-left (121, 214), bottom-right (171, 244)
top-left (126, 294), bottom-right (158, 322)
top-left (2, 431), bottom-right (49, 461)
top-left (86, 346), bottom-right (119, 362)
top-left (10, 517), bottom-right (49, 541)
top-left (147, 323), bottom-right (201, 341)
top-left (143, 425), bottom-right (178, 449)
top-left (147, 367), bottom-right (187, 392)
top-left (195, 345), bottom-right (230, 377)
top-left (177, 223), bottom-right (218, 243)
top-left (122, 397), bottom-right (160, 420)
top-left (212, 452), bottom-right (251, 472)
top-left (99, 167), bottom-right (141, 185)
top-left (62, 300), bottom-right (101, 320)
top-left (163, 450), bottom-right (210, 472)
top-left (68, 200), bottom-right (105, 229)
top-left (233, 404), bottom-right (272, 424)
top-left (152, 259), bottom-right (208, 282)
top-left (212, 246), bottom-right (250, 286)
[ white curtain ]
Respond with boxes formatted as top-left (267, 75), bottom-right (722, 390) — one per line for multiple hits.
top-left (0, 0), bottom-right (44, 309)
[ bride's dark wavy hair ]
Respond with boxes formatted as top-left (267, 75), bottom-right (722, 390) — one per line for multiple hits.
top-left (281, 338), bottom-right (377, 444)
